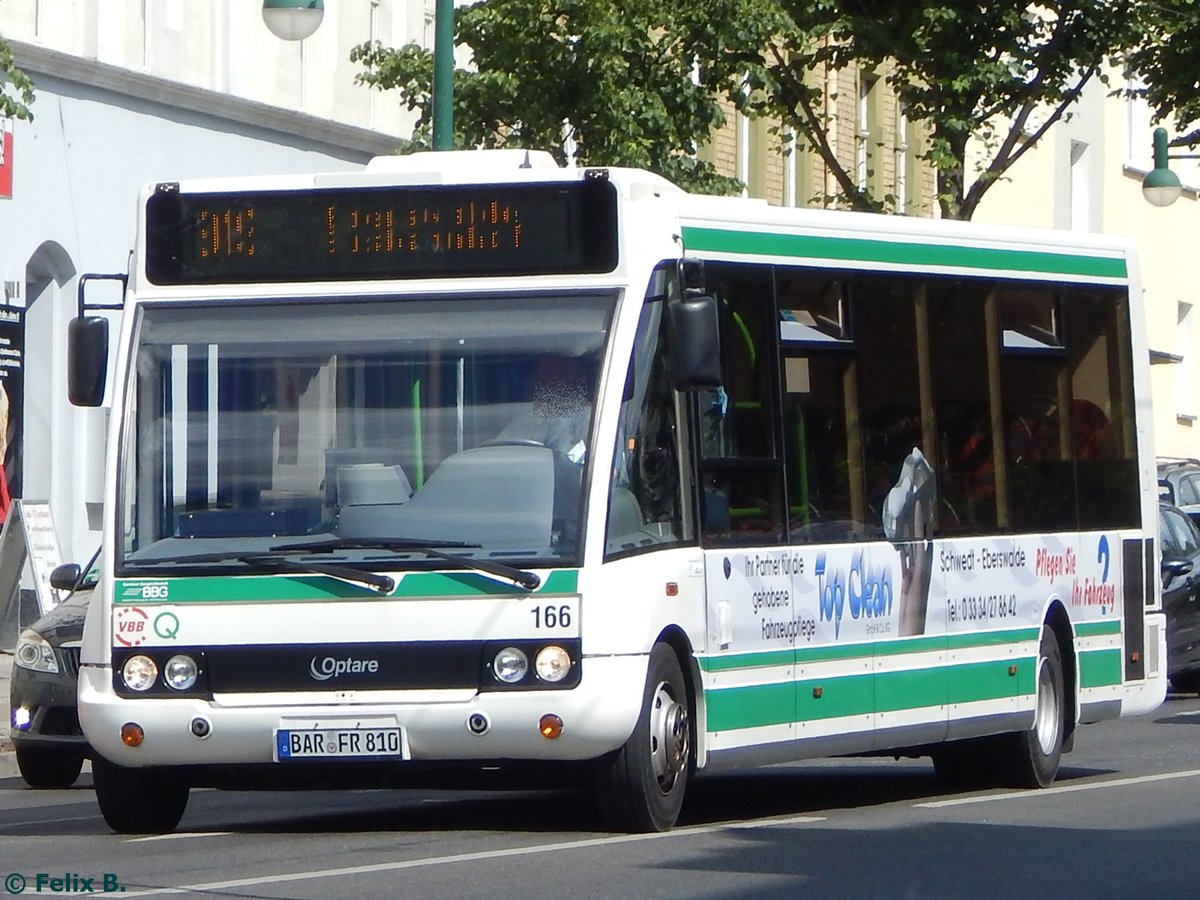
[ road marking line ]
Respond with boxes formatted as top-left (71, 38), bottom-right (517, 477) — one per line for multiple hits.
top-left (125, 832), bottom-right (233, 843)
top-left (116, 813), bottom-right (827, 897)
top-left (916, 768), bottom-right (1200, 808)
top-left (0, 813), bottom-right (102, 828)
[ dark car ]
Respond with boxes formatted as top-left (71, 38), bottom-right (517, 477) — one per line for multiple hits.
top-left (1159, 501), bottom-right (1200, 694)
top-left (1158, 457), bottom-right (1200, 525)
top-left (8, 558), bottom-right (96, 788)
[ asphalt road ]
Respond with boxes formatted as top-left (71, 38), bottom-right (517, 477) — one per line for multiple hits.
top-left (1, 685), bottom-right (1199, 899)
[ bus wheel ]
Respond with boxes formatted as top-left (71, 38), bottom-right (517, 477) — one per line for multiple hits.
top-left (92, 756), bottom-right (189, 834)
top-left (595, 643), bottom-right (691, 833)
top-left (1000, 628), bottom-right (1065, 788)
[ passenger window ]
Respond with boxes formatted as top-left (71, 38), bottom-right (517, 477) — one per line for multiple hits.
top-left (929, 281), bottom-right (996, 535)
top-left (697, 264), bottom-right (785, 545)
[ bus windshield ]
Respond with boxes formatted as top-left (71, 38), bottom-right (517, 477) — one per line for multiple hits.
top-left (119, 292), bottom-right (616, 572)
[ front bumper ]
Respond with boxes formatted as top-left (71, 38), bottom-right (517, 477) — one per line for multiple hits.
top-left (79, 654), bottom-right (648, 768)
top-left (9, 666), bottom-right (91, 755)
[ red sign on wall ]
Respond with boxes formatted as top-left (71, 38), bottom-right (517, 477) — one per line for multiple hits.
top-left (0, 119), bottom-right (12, 199)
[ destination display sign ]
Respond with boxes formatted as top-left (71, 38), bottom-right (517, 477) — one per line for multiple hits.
top-left (144, 179), bottom-right (619, 285)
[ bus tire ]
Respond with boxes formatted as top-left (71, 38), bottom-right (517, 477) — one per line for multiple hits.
top-left (999, 628), bottom-right (1065, 788)
top-left (92, 756), bottom-right (189, 834)
top-left (594, 643), bottom-right (691, 833)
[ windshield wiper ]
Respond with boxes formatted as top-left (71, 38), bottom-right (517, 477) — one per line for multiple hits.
top-left (270, 538), bottom-right (542, 592)
top-left (124, 550), bottom-right (395, 595)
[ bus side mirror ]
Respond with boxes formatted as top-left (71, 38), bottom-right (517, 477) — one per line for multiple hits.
top-left (667, 295), bottom-right (721, 390)
top-left (68, 316), bottom-right (110, 407)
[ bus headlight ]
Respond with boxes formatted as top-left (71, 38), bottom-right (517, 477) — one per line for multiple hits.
top-left (163, 655), bottom-right (199, 691)
top-left (534, 645), bottom-right (572, 683)
top-left (493, 647), bottom-right (528, 684)
top-left (121, 655), bottom-right (159, 692)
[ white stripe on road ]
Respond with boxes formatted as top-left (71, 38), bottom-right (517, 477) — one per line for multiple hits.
top-left (116, 813), bottom-right (827, 897)
top-left (125, 832), bottom-right (233, 843)
top-left (916, 768), bottom-right (1200, 808)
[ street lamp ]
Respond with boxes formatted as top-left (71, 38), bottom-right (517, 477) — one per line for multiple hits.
top-left (1142, 126), bottom-right (1197, 208)
top-left (262, 0), bottom-right (324, 42)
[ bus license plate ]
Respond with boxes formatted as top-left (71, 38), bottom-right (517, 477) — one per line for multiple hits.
top-left (275, 727), bottom-right (406, 760)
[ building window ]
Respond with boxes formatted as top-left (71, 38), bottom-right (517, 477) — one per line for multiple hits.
top-left (1179, 302), bottom-right (1197, 422)
top-left (424, 0), bottom-right (435, 50)
top-left (1069, 141), bottom-right (1089, 232)
top-left (856, 76), bottom-right (872, 190)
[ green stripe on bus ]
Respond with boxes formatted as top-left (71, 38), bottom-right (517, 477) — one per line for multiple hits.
top-left (705, 658), bottom-right (1035, 731)
top-left (1075, 620), bottom-right (1121, 638)
top-left (1078, 648), bottom-right (1123, 688)
top-left (680, 226), bottom-right (1128, 281)
top-left (698, 627), bottom-right (1041, 673)
top-left (114, 569), bottom-right (578, 603)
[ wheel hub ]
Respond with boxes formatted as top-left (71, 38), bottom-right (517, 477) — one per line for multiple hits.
top-left (648, 680), bottom-right (689, 791)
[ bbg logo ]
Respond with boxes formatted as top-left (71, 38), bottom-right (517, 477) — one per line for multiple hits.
top-left (309, 655), bottom-right (381, 681)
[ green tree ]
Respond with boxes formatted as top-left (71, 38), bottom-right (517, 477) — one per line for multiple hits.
top-left (1, 26), bottom-right (35, 121)
top-left (355, 1), bottom-right (1145, 218)
top-left (694, 0), bottom-right (1146, 218)
top-left (352, 0), bottom-right (741, 194)
top-left (1122, 1), bottom-right (1200, 145)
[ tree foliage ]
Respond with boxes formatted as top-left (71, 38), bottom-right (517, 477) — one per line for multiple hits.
top-left (352, 0), bottom-right (740, 195)
top-left (1, 29), bottom-right (35, 121)
top-left (1123, 1), bottom-right (1200, 146)
top-left (694, 0), bottom-right (1146, 218)
top-left (355, 0), bottom-right (1146, 218)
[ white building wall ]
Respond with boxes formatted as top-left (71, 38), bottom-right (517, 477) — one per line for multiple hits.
top-left (976, 75), bottom-right (1200, 462)
top-left (0, 0), bottom-right (424, 565)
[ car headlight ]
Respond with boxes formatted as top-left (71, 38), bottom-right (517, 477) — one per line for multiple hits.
top-left (492, 647), bottom-right (528, 684)
top-left (14, 629), bottom-right (58, 674)
top-left (534, 645), bottom-right (572, 683)
top-left (121, 655), bottom-right (159, 692)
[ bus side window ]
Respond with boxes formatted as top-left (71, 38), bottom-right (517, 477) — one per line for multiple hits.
top-left (696, 264), bottom-right (785, 546)
top-left (604, 273), bottom-right (684, 559)
top-left (854, 280), bottom-right (924, 537)
top-left (928, 281), bottom-right (997, 535)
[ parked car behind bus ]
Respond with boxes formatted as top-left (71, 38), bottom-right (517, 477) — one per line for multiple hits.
top-left (1159, 501), bottom-right (1200, 694)
top-left (8, 556), bottom-right (96, 788)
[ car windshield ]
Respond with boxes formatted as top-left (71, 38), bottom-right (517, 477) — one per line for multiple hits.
top-left (118, 292), bottom-right (616, 573)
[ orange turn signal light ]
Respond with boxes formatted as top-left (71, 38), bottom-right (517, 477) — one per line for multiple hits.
top-left (120, 723), bottom-right (145, 747)
top-left (539, 714), bottom-right (564, 739)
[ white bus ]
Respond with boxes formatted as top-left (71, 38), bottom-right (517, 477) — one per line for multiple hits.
top-left (69, 149), bottom-right (1165, 834)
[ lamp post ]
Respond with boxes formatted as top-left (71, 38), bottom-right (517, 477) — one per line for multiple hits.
top-left (1141, 126), bottom-right (1200, 208)
top-left (432, 0), bottom-right (454, 150)
top-left (262, 0), bottom-right (324, 42)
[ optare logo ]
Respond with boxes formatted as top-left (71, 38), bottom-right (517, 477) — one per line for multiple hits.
top-left (309, 656), bottom-right (380, 681)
